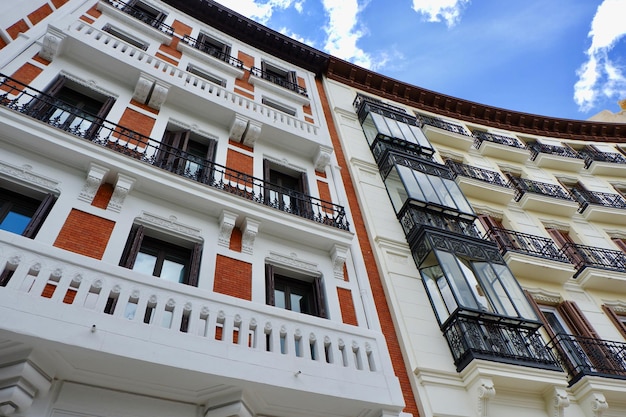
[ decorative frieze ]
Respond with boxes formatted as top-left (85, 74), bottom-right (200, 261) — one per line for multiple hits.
top-left (218, 210), bottom-right (239, 248)
top-left (78, 163), bottom-right (109, 203)
top-left (241, 217), bottom-right (260, 254)
top-left (107, 173), bottom-right (135, 212)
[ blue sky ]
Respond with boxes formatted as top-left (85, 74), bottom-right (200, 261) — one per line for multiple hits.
top-left (215, 0), bottom-right (626, 121)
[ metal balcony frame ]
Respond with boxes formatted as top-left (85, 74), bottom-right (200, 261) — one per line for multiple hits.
top-left (105, 0), bottom-right (175, 36)
top-left (485, 227), bottom-right (570, 263)
top-left (180, 35), bottom-right (244, 68)
top-left (445, 159), bottom-right (510, 188)
top-left (249, 67), bottom-right (308, 97)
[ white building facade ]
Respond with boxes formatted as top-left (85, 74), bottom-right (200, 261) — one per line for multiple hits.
top-left (0, 2), bottom-right (410, 417)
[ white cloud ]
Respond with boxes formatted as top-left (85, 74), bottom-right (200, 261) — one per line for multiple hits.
top-left (216, 0), bottom-right (295, 24)
top-left (411, 0), bottom-right (470, 27)
top-left (294, 1), bottom-right (304, 13)
top-left (321, 0), bottom-right (375, 69)
top-left (574, 0), bottom-right (626, 112)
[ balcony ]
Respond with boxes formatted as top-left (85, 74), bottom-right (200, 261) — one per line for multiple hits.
top-left (250, 66), bottom-right (308, 97)
top-left (0, 74), bottom-right (349, 231)
top-left (0, 236), bottom-right (398, 414)
top-left (569, 187), bottom-right (626, 225)
top-left (579, 147), bottom-right (626, 176)
top-left (443, 312), bottom-right (560, 372)
top-left (418, 114), bottom-right (474, 151)
top-left (547, 334), bottom-right (626, 385)
top-left (485, 228), bottom-right (575, 284)
top-left (445, 160), bottom-right (514, 205)
top-left (179, 34), bottom-right (244, 72)
top-left (102, 0), bottom-right (175, 36)
top-left (472, 131), bottom-right (530, 163)
top-left (526, 141), bottom-right (585, 172)
top-left (561, 243), bottom-right (626, 291)
top-left (508, 176), bottom-right (579, 217)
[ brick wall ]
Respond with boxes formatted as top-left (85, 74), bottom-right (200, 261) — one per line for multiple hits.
top-left (114, 108), bottom-right (156, 147)
top-left (337, 287), bottom-right (358, 326)
top-left (27, 3), bottom-right (53, 26)
top-left (92, 183), bottom-right (114, 209)
top-left (213, 254), bottom-right (252, 300)
top-left (53, 209), bottom-right (115, 260)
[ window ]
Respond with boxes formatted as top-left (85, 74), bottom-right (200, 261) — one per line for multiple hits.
top-left (120, 225), bottom-right (202, 286)
top-left (196, 33), bottom-right (231, 62)
top-left (29, 75), bottom-right (115, 139)
top-left (124, 0), bottom-right (166, 26)
top-left (261, 61), bottom-right (297, 89)
top-left (0, 183), bottom-right (56, 238)
top-left (263, 160), bottom-right (310, 215)
top-left (102, 24), bottom-right (149, 50)
top-left (155, 128), bottom-right (217, 182)
top-left (262, 97), bottom-right (296, 116)
top-left (265, 264), bottom-right (326, 318)
top-left (186, 64), bottom-right (226, 87)
top-left (603, 304), bottom-right (626, 339)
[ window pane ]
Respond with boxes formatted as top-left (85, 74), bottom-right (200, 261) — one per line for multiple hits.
top-left (133, 252), bottom-right (158, 276)
top-left (396, 165), bottom-right (425, 202)
top-left (397, 121), bottom-right (416, 144)
top-left (371, 113), bottom-right (391, 137)
top-left (409, 124), bottom-right (432, 149)
top-left (160, 259), bottom-right (186, 283)
top-left (420, 264), bottom-right (455, 322)
top-left (274, 289), bottom-right (286, 309)
top-left (443, 178), bottom-right (474, 215)
top-left (385, 118), bottom-right (404, 140)
top-left (473, 262), bottom-right (517, 316)
top-left (413, 171), bottom-right (441, 206)
top-left (0, 212), bottom-right (32, 234)
top-left (361, 114), bottom-right (379, 145)
top-left (429, 175), bottom-right (456, 208)
top-left (437, 251), bottom-right (480, 311)
top-left (492, 264), bottom-right (537, 320)
top-left (290, 293), bottom-right (304, 313)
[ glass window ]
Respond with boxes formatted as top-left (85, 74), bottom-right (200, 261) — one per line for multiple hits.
top-left (0, 185), bottom-right (55, 238)
top-left (266, 264), bottom-right (326, 318)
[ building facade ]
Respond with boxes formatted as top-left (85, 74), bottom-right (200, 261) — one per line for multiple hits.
top-left (0, 1), bottom-right (410, 417)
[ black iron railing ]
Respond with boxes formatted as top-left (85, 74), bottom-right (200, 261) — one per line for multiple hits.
top-left (399, 205), bottom-right (481, 240)
top-left (419, 114), bottom-right (471, 136)
top-left (250, 67), bottom-right (307, 96)
top-left (473, 131), bottom-right (525, 149)
top-left (353, 93), bottom-right (410, 120)
top-left (0, 74), bottom-right (349, 230)
top-left (579, 146), bottom-right (626, 168)
top-left (560, 243), bottom-right (626, 277)
top-left (526, 141), bottom-right (583, 161)
top-left (106, 0), bottom-right (174, 36)
top-left (445, 159), bottom-right (510, 188)
top-left (370, 137), bottom-right (434, 165)
top-left (180, 35), bottom-right (243, 68)
top-left (443, 313), bottom-right (560, 372)
top-left (507, 176), bottom-right (574, 202)
top-left (569, 187), bottom-right (626, 213)
top-left (485, 227), bottom-right (570, 263)
top-left (547, 333), bottom-right (626, 384)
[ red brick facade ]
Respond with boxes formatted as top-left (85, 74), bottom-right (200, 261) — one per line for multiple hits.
top-left (213, 255), bottom-right (252, 300)
top-left (53, 209), bottom-right (115, 260)
top-left (337, 287), bottom-right (358, 326)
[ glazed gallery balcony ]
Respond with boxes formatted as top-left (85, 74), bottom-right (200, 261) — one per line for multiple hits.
top-left (0, 75), bottom-right (348, 231)
top-left (547, 334), bottom-right (626, 385)
top-left (105, 0), bottom-right (175, 36)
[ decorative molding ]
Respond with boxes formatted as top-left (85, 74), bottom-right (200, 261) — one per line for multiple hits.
top-left (241, 217), bottom-right (260, 254)
top-left (132, 74), bottom-right (155, 104)
top-left (314, 145), bottom-right (332, 172)
top-left (0, 351), bottom-right (53, 416)
top-left (603, 299), bottom-right (626, 314)
top-left (525, 287), bottom-right (562, 306)
top-left (138, 212), bottom-right (201, 239)
top-left (147, 81), bottom-right (169, 110)
top-left (218, 210), bottom-right (238, 248)
top-left (0, 161), bottom-right (60, 193)
top-left (267, 251), bottom-right (319, 275)
top-left (107, 173), bottom-right (135, 212)
top-left (204, 400), bottom-right (254, 417)
top-left (78, 163), bottom-right (109, 203)
top-left (547, 388), bottom-right (569, 417)
top-left (330, 244), bottom-right (348, 280)
top-left (471, 204), bottom-right (504, 219)
top-left (229, 114), bottom-right (248, 142)
top-left (476, 378), bottom-right (495, 417)
top-left (540, 218), bottom-right (571, 232)
top-left (590, 392), bottom-right (608, 417)
top-left (166, 118), bottom-right (218, 141)
top-left (38, 28), bottom-right (65, 61)
top-left (59, 71), bottom-right (117, 99)
top-left (242, 120), bottom-right (262, 147)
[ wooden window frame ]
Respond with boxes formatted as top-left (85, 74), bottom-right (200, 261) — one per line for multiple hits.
top-left (0, 184), bottom-right (56, 239)
top-left (156, 128), bottom-right (217, 183)
top-left (602, 304), bottom-right (626, 340)
top-left (265, 264), bottom-right (326, 318)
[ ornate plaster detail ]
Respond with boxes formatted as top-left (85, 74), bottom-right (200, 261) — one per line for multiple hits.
top-left (39, 29), bottom-right (65, 61)
top-left (603, 299), bottom-right (626, 314)
top-left (242, 120), bottom-right (262, 147)
top-left (59, 71), bottom-right (118, 98)
top-left (167, 118), bottom-right (217, 140)
top-left (0, 160), bottom-right (60, 192)
top-left (330, 244), bottom-right (348, 280)
top-left (132, 74), bottom-right (155, 104)
top-left (590, 392), bottom-right (608, 417)
top-left (471, 204), bottom-right (504, 220)
top-left (314, 145), bottom-right (333, 172)
top-left (229, 114), bottom-right (248, 142)
top-left (551, 388), bottom-right (570, 417)
top-left (525, 287), bottom-right (562, 306)
top-left (540, 218), bottom-right (571, 232)
top-left (147, 81), bottom-right (169, 110)
top-left (78, 163), bottom-right (109, 203)
top-left (241, 217), bottom-right (260, 254)
top-left (267, 251), bottom-right (319, 275)
top-left (107, 173), bottom-right (135, 212)
top-left (138, 212), bottom-right (201, 239)
top-left (218, 210), bottom-right (238, 248)
top-left (477, 378), bottom-right (495, 417)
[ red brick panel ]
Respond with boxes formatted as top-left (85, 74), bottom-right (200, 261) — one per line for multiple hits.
top-left (213, 254), bottom-right (252, 300)
top-left (317, 180), bottom-right (334, 215)
top-left (158, 38), bottom-right (183, 60)
top-left (114, 108), bottom-right (156, 147)
top-left (27, 3), bottom-right (53, 26)
top-left (235, 51), bottom-right (255, 96)
top-left (53, 209), bottom-right (115, 260)
top-left (229, 227), bottom-right (242, 252)
top-left (0, 37), bottom-right (7, 50)
top-left (51, 0), bottom-right (69, 8)
top-left (172, 19), bottom-right (192, 36)
top-left (155, 52), bottom-right (178, 65)
top-left (226, 148), bottom-right (253, 175)
top-left (337, 287), bottom-right (358, 326)
top-left (91, 183), bottom-right (114, 209)
top-left (6, 19), bottom-right (29, 40)
top-left (86, 4), bottom-right (102, 18)
top-left (1, 63), bottom-right (43, 93)
top-left (63, 288), bottom-right (77, 304)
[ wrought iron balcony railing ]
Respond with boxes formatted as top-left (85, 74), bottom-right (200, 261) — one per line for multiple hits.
top-left (547, 333), bottom-right (626, 385)
top-left (485, 227), bottom-right (570, 263)
top-left (473, 131), bottom-right (525, 149)
top-left (445, 159), bottom-right (510, 188)
top-left (0, 74), bottom-right (349, 230)
top-left (526, 141), bottom-right (583, 161)
top-left (180, 35), bottom-right (244, 68)
top-left (507, 176), bottom-right (574, 202)
top-left (250, 67), bottom-right (308, 97)
top-left (579, 146), bottom-right (626, 168)
top-left (353, 93), bottom-right (410, 120)
top-left (569, 187), bottom-right (626, 213)
top-left (419, 114), bottom-right (471, 136)
top-left (560, 243), bottom-right (626, 277)
top-left (106, 0), bottom-right (175, 36)
top-left (399, 205), bottom-right (481, 241)
top-left (370, 137), bottom-right (434, 165)
top-left (443, 313), bottom-right (560, 372)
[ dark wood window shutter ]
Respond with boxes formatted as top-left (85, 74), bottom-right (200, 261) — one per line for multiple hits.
top-left (602, 305), bottom-right (626, 339)
top-left (29, 75), bottom-right (66, 117)
top-left (557, 300), bottom-right (599, 339)
top-left (86, 95), bottom-right (115, 139)
top-left (187, 242), bottom-right (202, 287)
top-left (313, 276), bottom-right (327, 319)
top-left (22, 193), bottom-right (56, 238)
top-left (288, 71), bottom-right (297, 86)
top-left (265, 264), bottom-right (275, 306)
top-left (120, 225), bottom-right (144, 268)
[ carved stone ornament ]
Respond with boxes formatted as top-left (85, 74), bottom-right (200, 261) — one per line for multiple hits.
top-left (242, 120), bottom-right (262, 147)
top-left (148, 82), bottom-right (169, 110)
top-left (78, 163), bottom-right (109, 203)
top-left (229, 114), bottom-right (248, 142)
top-left (241, 217), bottom-right (260, 254)
top-left (107, 173), bottom-right (135, 212)
top-left (218, 210), bottom-right (238, 248)
top-left (132, 74), bottom-right (155, 104)
top-left (266, 251), bottom-right (319, 275)
top-left (139, 212), bottom-right (201, 239)
top-left (477, 378), bottom-right (496, 417)
top-left (314, 146), bottom-right (333, 172)
top-left (525, 287), bottom-right (562, 306)
top-left (0, 160), bottom-right (59, 192)
top-left (330, 244), bottom-right (348, 280)
top-left (551, 388), bottom-right (570, 417)
top-left (39, 28), bottom-right (65, 61)
top-left (590, 392), bottom-right (608, 417)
